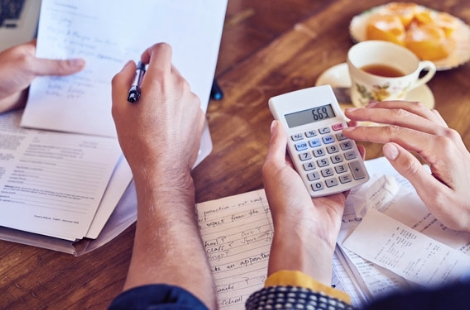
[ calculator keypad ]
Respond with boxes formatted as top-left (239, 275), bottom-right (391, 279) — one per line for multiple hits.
top-left (291, 122), bottom-right (366, 194)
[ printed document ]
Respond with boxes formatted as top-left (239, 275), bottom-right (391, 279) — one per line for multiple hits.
top-left (0, 110), bottom-right (122, 241)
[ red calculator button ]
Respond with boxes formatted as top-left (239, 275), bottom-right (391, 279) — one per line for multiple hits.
top-left (332, 123), bottom-right (344, 131)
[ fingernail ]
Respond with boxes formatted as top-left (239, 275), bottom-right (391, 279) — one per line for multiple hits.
top-left (345, 108), bottom-right (358, 113)
top-left (367, 101), bottom-right (378, 108)
top-left (270, 120), bottom-right (277, 134)
top-left (67, 58), bottom-right (85, 68)
top-left (342, 127), bottom-right (353, 132)
top-left (383, 143), bottom-right (399, 160)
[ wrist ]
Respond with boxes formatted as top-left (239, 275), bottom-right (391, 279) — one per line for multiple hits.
top-left (268, 223), bottom-right (336, 285)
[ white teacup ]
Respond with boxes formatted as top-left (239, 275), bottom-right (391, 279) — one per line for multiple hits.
top-left (347, 40), bottom-right (436, 107)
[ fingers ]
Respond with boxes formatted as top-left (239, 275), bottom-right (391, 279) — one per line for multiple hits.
top-left (32, 58), bottom-right (86, 77)
top-left (381, 142), bottom-right (449, 204)
top-left (345, 101), bottom-right (447, 135)
top-left (111, 61), bottom-right (136, 113)
top-left (141, 43), bottom-right (172, 76)
top-left (264, 120), bottom-right (288, 168)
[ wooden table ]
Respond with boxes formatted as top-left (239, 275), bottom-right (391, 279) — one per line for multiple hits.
top-left (1, 0), bottom-right (469, 309)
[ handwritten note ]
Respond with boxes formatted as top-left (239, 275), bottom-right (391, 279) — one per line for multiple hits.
top-left (196, 190), bottom-right (273, 309)
top-left (22, 0), bottom-right (227, 137)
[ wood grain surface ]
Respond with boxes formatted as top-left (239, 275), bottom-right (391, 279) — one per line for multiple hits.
top-left (1, 0), bottom-right (469, 309)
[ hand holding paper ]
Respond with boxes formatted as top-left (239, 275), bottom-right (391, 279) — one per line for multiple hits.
top-left (0, 40), bottom-right (84, 113)
top-left (344, 101), bottom-right (470, 232)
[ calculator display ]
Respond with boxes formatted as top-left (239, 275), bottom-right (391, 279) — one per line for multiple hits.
top-left (284, 104), bottom-right (336, 128)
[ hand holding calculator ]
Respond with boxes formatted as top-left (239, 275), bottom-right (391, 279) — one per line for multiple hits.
top-left (268, 85), bottom-right (369, 197)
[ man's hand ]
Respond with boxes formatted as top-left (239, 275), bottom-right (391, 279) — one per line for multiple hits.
top-left (112, 43), bottom-right (204, 189)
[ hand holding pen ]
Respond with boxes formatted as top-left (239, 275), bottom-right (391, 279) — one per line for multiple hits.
top-left (127, 61), bottom-right (146, 103)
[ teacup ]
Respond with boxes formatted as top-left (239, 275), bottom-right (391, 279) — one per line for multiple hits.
top-left (347, 40), bottom-right (436, 107)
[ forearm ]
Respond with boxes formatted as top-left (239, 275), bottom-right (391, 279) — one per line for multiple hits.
top-left (123, 170), bottom-right (216, 309)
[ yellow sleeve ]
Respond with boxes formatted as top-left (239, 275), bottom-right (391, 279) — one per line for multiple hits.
top-left (265, 270), bottom-right (351, 305)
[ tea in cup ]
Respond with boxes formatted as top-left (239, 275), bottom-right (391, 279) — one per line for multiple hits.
top-left (347, 40), bottom-right (436, 107)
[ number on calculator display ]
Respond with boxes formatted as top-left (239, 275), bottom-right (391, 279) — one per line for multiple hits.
top-left (268, 85), bottom-right (369, 197)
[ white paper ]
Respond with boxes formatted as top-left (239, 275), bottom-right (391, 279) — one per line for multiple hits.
top-left (197, 189), bottom-right (273, 309)
top-left (343, 209), bottom-right (470, 287)
top-left (22, 0), bottom-right (227, 137)
top-left (337, 157), bottom-right (434, 304)
top-left (85, 155), bottom-right (133, 239)
top-left (0, 110), bottom-right (122, 241)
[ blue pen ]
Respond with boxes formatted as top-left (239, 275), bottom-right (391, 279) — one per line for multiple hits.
top-left (210, 79), bottom-right (224, 100)
top-left (127, 61), bottom-right (146, 103)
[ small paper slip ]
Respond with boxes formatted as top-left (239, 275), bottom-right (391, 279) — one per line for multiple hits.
top-left (342, 208), bottom-right (470, 287)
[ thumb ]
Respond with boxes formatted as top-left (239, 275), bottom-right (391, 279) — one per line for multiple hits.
top-left (265, 120), bottom-right (288, 166)
top-left (382, 142), bottom-right (439, 196)
top-left (33, 58), bottom-right (86, 76)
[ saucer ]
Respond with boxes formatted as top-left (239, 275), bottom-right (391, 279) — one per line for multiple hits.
top-left (315, 63), bottom-right (435, 111)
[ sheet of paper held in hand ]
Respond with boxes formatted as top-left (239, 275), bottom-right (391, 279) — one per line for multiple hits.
top-left (196, 189), bottom-right (352, 309)
top-left (339, 157), bottom-right (470, 300)
top-left (21, 0), bottom-right (227, 137)
top-left (0, 111), bottom-right (122, 241)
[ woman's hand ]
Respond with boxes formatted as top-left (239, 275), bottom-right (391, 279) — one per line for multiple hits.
top-left (343, 101), bottom-right (470, 233)
top-left (262, 120), bottom-right (350, 284)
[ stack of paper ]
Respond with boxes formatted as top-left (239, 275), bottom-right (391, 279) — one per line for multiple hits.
top-left (337, 157), bottom-right (470, 306)
top-left (194, 157), bottom-right (470, 309)
top-left (0, 0), bottom-right (227, 253)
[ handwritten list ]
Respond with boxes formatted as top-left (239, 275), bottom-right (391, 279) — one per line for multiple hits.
top-left (22, 0), bottom-right (227, 137)
top-left (196, 189), bottom-right (273, 309)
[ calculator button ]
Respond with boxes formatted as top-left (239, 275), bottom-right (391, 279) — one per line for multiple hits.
top-left (326, 145), bottom-right (339, 154)
top-left (307, 171), bottom-right (320, 181)
top-left (321, 167), bottom-right (334, 177)
top-left (340, 141), bottom-right (353, 150)
top-left (325, 178), bottom-right (339, 188)
top-left (344, 150), bottom-right (357, 160)
top-left (295, 141), bottom-right (308, 151)
top-left (348, 161), bottom-right (367, 180)
top-left (317, 158), bottom-right (329, 167)
top-left (313, 148), bottom-right (326, 157)
top-left (322, 135), bottom-right (335, 144)
top-left (335, 133), bottom-right (347, 141)
top-left (319, 127), bottom-right (331, 134)
top-left (331, 154), bottom-right (343, 163)
top-left (303, 162), bottom-right (316, 171)
top-left (312, 182), bottom-right (324, 191)
top-left (335, 164), bottom-right (348, 174)
top-left (332, 123), bottom-right (344, 131)
top-left (291, 133), bottom-right (304, 141)
top-left (299, 152), bottom-right (312, 161)
top-left (339, 174), bottom-right (353, 184)
top-left (305, 130), bottom-right (317, 137)
top-left (309, 139), bottom-right (322, 148)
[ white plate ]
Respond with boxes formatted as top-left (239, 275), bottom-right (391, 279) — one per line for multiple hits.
top-left (349, 4), bottom-right (470, 70)
top-left (315, 63), bottom-right (435, 111)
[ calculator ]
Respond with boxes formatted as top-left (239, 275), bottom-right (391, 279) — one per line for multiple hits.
top-left (268, 85), bottom-right (369, 197)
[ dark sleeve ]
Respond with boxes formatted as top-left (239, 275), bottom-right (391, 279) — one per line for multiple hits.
top-left (107, 284), bottom-right (209, 310)
top-left (245, 286), bottom-right (355, 310)
top-left (363, 280), bottom-right (470, 310)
